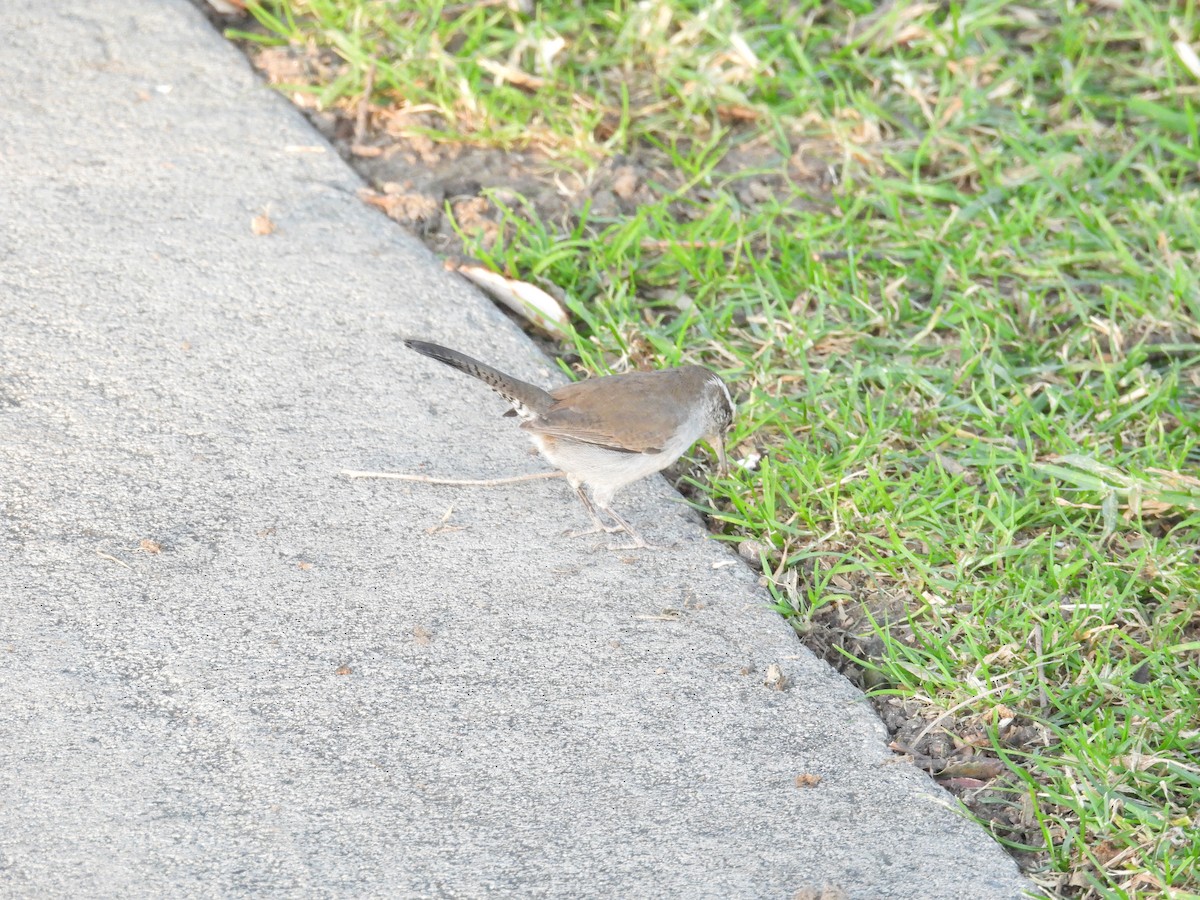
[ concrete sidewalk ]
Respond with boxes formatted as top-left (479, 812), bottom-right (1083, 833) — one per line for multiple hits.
top-left (0, 2), bottom-right (1031, 897)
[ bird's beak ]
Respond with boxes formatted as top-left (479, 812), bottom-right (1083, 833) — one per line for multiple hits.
top-left (714, 432), bottom-right (729, 478)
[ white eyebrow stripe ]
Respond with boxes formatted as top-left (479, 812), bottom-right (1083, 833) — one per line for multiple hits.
top-left (710, 372), bottom-right (735, 415)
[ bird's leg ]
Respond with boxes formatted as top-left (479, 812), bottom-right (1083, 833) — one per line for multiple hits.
top-left (567, 484), bottom-right (666, 550)
top-left (565, 484), bottom-right (625, 536)
top-left (593, 501), bottom-right (660, 551)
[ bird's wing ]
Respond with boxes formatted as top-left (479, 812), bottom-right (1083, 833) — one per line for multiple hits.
top-left (521, 373), bottom-right (690, 453)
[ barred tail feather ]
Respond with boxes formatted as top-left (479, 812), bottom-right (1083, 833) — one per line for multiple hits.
top-left (404, 339), bottom-right (552, 420)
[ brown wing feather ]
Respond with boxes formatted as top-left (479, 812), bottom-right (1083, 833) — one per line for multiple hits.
top-left (521, 369), bottom-right (701, 453)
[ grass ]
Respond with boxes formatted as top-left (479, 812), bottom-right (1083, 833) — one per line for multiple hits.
top-left (226, 1), bottom-right (1200, 896)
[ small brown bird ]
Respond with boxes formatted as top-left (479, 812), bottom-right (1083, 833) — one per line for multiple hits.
top-left (404, 340), bottom-right (735, 549)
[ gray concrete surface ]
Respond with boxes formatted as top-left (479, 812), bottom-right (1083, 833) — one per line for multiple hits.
top-left (0, 2), bottom-right (1033, 897)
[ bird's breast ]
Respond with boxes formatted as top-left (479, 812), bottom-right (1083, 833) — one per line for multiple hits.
top-left (526, 423), bottom-right (701, 492)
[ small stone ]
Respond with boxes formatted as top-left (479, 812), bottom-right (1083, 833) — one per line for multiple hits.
top-left (764, 663), bottom-right (787, 691)
top-left (738, 540), bottom-right (765, 569)
top-left (611, 167), bottom-right (639, 201)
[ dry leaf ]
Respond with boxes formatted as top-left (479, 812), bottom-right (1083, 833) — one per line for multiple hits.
top-left (1175, 40), bottom-right (1200, 80)
top-left (477, 59), bottom-right (546, 91)
top-left (717, 105), bottom-right (760, 122)
top-left (335, 664), bottom-right (353, 676)
top-left (534, 35), bottom-right (566, 73)
top-left (447, 261), bottom-right (569, 335)
top-left (764, 663), bottom-right (788, 691)
top-left (251, 211), bottom-right (275, 235)
top-left (360, 187), bottom-right (440, 227)
top-left (937, 758), bottom-right (1006, 779)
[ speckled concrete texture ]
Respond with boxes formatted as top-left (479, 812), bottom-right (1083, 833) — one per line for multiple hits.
top-left (0, 3), bottom-right (1031, 897)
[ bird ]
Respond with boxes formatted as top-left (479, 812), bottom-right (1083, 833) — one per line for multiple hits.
top-left (403, 339), bottom-right (735, 549)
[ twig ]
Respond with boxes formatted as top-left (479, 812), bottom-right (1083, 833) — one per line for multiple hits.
top-left (354, 61), bottom-right (377, 146)
top-left (95, 550), bottom-right (131, 569)
top-left (809, 249), bottom-right (892, 262)
top-left (1033, 623), bottom-right (1049, 711)
top-left (342, 469), bottom-right (564, 486)
top-left (639, 239), bottom-right (726, 251)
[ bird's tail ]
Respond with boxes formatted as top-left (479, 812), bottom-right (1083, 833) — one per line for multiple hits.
top-left (404, 339), bottom-right (553, 420)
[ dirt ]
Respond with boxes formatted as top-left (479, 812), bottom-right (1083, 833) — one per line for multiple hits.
top-left (234, 30), bottom-right (839, 261)
top-left (314, 103), bottom-right (833, 261)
